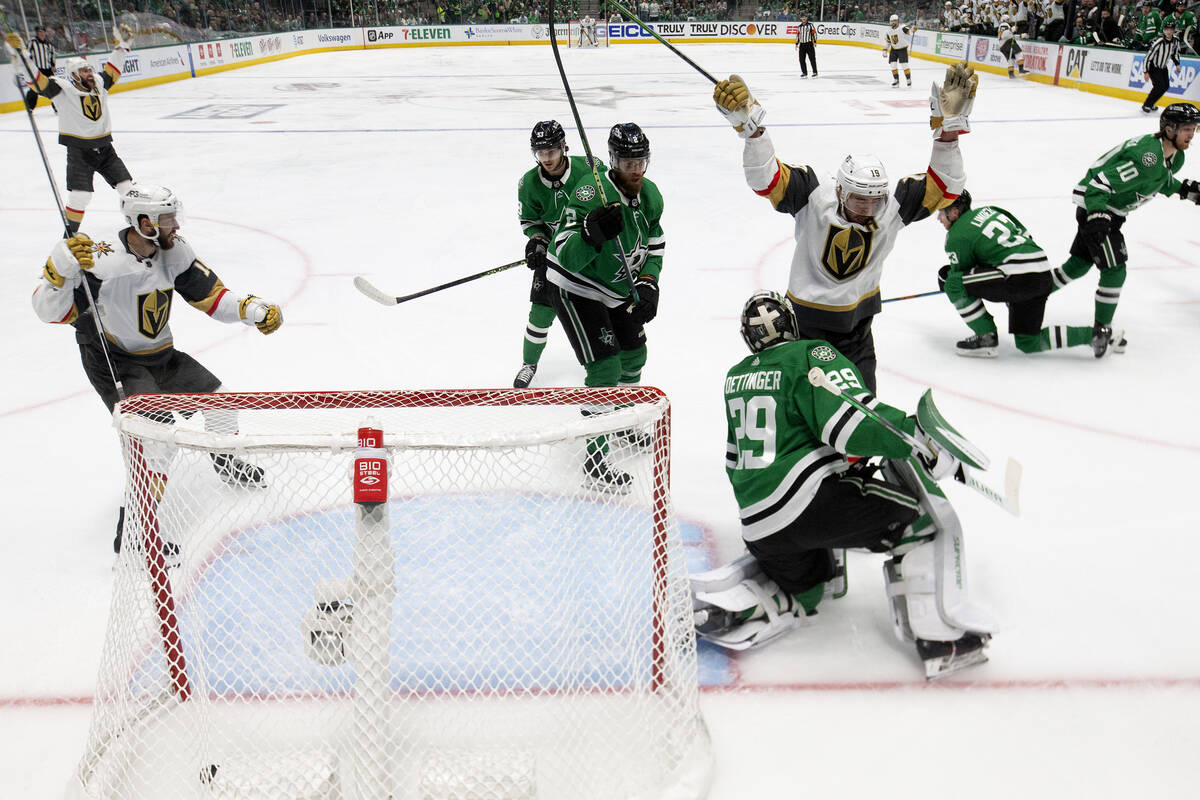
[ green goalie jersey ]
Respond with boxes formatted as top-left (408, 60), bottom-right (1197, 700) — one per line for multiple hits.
top-left (547, 174), bottom-right (665, 308)
top-left (1074, 134), bottom-right (1185, 217)
top-left (517, 155), bottom-right (606, 240)
top-left (725, 340), bottom-right (916, 541)
top-left (944, 205), bottom-right (1050, 276)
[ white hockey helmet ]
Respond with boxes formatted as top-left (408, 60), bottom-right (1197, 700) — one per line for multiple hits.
top-left (837, 154), bottom-right (889, 221)
top-left (64, 57), bottom-right (93, 87)
top-left (122, 184), bottom-right (183, 241)
top-left (890, 14), bottom-right (899, 21)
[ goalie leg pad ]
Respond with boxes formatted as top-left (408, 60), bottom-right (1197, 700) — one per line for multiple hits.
top-left (691, 555), bottom-right (813, 651)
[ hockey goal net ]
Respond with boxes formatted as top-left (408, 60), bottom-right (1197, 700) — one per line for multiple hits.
top-left (68, 388), bottom-right (711, 800)
top-left (568, 17), bottom-right (609, 47)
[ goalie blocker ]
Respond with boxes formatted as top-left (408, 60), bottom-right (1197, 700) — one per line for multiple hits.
top-left (693, 291), bottom-right (999, 679)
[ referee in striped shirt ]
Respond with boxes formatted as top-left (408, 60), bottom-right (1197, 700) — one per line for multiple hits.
top-left (1142, 21), bottom-right (1181, 113)
top-left (796, 13), bottom-right (818, 78)
top-left (24, 26), bottom-right (55, 111)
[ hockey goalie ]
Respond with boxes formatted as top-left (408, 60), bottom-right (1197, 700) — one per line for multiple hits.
top-left (693, 291), bottom-right (1000, 680)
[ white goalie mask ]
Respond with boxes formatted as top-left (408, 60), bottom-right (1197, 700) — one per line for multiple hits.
top-left (836, 154), bottom-right (889, 222)
top-left (122, 184), bottom-right (184, 243)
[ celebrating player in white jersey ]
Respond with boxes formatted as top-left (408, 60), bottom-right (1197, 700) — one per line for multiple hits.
top-left (884, 15), bottom-right (914, 87)
top-left (9, 25), bottom-right (137, 233)
top-left (32, 185), bottom-right (284, 552)
top-left (712, 63), bottom-right (978, 392)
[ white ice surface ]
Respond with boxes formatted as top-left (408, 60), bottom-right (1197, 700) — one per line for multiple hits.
top-left (2, 41), bottom-right (1199, 798)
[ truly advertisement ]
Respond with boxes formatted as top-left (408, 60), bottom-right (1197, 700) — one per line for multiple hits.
top-left (613, 21), bottom-right (782, 39)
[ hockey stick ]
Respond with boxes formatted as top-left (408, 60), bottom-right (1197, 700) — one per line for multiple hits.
top-left (547, 0), bottom-right (640, 304)
top-left (602, 0), bottom-right (718, 84)
top-left (806, 367), bottom-right (1021, 515)
top-left (882, 289), bottom-right (943, 304)
top-left (4, 36), bottom-right (127, 401)
top-left (353, 259), bottom-right (526, 306)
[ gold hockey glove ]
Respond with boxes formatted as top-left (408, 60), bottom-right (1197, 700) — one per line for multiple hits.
top-left (929, 61), bottom-right (977, 137)
top-left (239, 295), bottom-right (284, 334)
top-left (713, 75), bottom-right (765, 138)
top-left (5, 32), bottom-right (25, 54)
top-left (67, 235), bottom-right (95, 271)
top-left (113, 23), bottom-right (135, 49)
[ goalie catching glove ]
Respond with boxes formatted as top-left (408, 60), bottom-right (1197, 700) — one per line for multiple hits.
top-left (713, 75), bottom-right (766, 138)
top-left (929, 61), bottom-right (978, 137)
top-left (238, 295), bottom-right (283, 334)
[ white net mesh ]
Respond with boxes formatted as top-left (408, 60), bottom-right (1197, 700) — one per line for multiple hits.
top-left (71, 388), bottom-right (711, 800)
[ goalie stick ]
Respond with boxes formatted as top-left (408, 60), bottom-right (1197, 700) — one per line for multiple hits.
top-left (547, 0), bottom-right (640, 304)
top-left (3, 30), bottom-right (127, 401)
top-left (353, 259), bottom-right (526, 306)
top-left (806, 367), bottom-right (1021, 516)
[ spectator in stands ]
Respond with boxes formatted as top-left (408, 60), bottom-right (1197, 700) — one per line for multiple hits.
top-left (1095, 7), bottom-right (1121, 42)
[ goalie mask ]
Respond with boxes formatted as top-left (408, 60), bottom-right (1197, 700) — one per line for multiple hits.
top-left (836, 154), bottom-right (889, 224)
top-left (740, 291), bottom-right (798, 353)
top-left (122, 184), bottom-right (184, 245)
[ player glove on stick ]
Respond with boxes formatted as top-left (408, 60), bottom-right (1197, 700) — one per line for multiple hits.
top-left (239, 295), bottom-right (284, 334)
top-left (937, 265), bottom-right (966, 300)
top-left (713, 75), bottom-right (765, 138)
top-left (929, 61), bottom-right (978, 137)
top-left (525, 236), bottom-right (548, 271)
top-left (581, 204), bottom-right (625, 250)
top-left (4, 32), bottom-right (26, 55)
top-left (67, 235), bottom-right (96, 271)
top-left (1180, 179), bottom-right (1200, 205)
top-left (629, 276), bottom-right (660, 323)
top-left (1082, 211), bottom-right (1114, 264)
top-left (113, 23), bottom-right (135, 49)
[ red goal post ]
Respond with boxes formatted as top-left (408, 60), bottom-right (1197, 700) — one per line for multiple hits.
top-left (67, 387), bottom-right (711, 800)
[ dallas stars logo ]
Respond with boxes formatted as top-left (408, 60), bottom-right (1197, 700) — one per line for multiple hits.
top-left (810, 345), bottom-right (837, 362)
top-left (598, 327), bottom-right (616, 347)
top-left (575, 185), bottom-right (597, 202)
top-left (609, 231), bottom-right (647, 284)
top-left (1141, 151), bottom-right (1158, 167)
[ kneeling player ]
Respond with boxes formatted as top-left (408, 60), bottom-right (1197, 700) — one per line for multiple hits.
top-left (32, 184), bottom-right (284, 553)
top-left (936, 191), bottom-right (1110, 358)
top-left (692, 291), bottom-right (996, 679)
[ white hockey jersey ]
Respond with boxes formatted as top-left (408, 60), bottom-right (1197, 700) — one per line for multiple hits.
top-left (742, 131), bottom-right (965, 332)
top-left (34, 48), bottom-right (127, 147)
top-left (885, 23), bottom-right (913, 51)
top-left (32, 231), bottom-right (250, 359)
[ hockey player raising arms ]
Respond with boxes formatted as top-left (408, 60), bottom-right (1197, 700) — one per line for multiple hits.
top-left (692, 291), bottom-right (996, 679)
top-left (7, 25), bottom-right (137, 234)
top-left (513, 120), bottom-right (606, 388)
top-left (32, 185), bottom-right (283, 551)
top-left (1058, 102), bottom-right (1200, 356)
top-left (712, 62), bottom-right (977, 391)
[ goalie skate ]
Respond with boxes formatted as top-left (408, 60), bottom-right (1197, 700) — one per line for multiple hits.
top-left (211, 452), bottom-right (267, 488)
top-left (918, 633), bottom-right (990, 679)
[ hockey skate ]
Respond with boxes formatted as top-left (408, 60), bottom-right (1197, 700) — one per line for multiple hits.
top-left (113, 506), bottom-right (181, 567)
top-left (917, 633), bottom-right (990, 679)
top-left (612, 427), bottom-right (653, 452)
top-left (891, 76), bottom-right (900, 87)
top-left (583, 451), bottom-right (632, 494)
top-left (211, 453), bottom-right (267, 488)
top-left (513, 363), bottom-right (537, 389)
top-left (1091, 324), bottom-right (1127, 358)
top-left (955, 331), bottom-right (999, 358)
top-left (906, 75), bottom-right (912, 86)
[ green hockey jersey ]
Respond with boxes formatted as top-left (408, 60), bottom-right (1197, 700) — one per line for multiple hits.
top-left (1074, 134), bottom-right (1185, 217)
top-left (724, 339), bottom-right (916, 541)
top-left (548, 173), bottom-right (665, 308)
top-left (943, 205), bottom-right (1049, 277)
top-left (517, 155), bottom-right (606, 240)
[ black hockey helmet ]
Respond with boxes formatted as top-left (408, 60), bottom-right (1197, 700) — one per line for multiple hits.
top-left (530, 120), bottom-right (566, 152)
top-left (1160, 102), bottom-right (1200, 133)
top-left (608, 123), bottom-right (651, 164)
top-left (945, 188), bottom-right (972, 218)
top-left (740, 290), bottom-right (798, 353)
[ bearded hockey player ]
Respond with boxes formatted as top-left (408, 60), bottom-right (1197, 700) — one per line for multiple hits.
top-left (712, 62), bottom-right (977, 391)
top-left (691, 291), bottom-right (997, 679)
top-left (884, 15), bottom-right (914, 87)
top-left (8, 25), bottom-right (137, 233)
top-left (547, 123), bottom-right (665, 491)
top-left (513, 120), bottom-right (607, 388)
top-left (1057, 102), bottom-right (1200, 356)
top-left (31, 185), bottom-right (283, 552)
top-left (937, 191), bottom-right (1103, 358)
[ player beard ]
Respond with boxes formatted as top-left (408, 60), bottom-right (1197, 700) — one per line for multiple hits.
top-left (158, 231), bottom-right (177, 249)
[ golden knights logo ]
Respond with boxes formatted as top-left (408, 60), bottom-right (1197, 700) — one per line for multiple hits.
top-left (137, 288), bottom-right (172, 338)
top-left (80, 93), bottom-right (103, 122)
top-left (93, 240), bottom-right (114, 256)
top-left (820, 223), bottom-right (874, 280)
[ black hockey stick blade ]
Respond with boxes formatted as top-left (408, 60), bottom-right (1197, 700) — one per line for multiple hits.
top-left (354, 258), bottom-right (526, 306)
